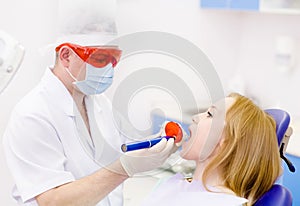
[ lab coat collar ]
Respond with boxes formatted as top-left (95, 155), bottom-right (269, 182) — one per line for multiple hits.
top-left (41, 67), bottom-right (75, 117)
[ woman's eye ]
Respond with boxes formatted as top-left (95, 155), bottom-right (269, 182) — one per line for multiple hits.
top-left (207, 111), bottom-right (213, 118)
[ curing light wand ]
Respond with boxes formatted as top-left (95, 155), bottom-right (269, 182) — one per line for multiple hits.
top-left (121, 136), bottom-right (174, 152)
top-left (121, 121), bottom-right (183, 152)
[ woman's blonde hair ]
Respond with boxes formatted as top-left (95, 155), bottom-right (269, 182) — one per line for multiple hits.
top-left (202, 93), bottom-right (282, 205)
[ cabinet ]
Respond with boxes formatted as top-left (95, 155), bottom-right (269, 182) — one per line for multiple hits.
top-left (200, 0), bottom-right (259, 11)
top-left (200, 0), bottom-right (300, 14)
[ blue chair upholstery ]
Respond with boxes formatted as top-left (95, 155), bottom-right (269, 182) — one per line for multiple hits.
top-left (253, 109), bottom-right (294, 206)
top-left (265, 109), bottom-right (290, 146)
top-left (265, 109), bottom-right (295, 173)
top-left (254, 184), bottom-right (292, 206)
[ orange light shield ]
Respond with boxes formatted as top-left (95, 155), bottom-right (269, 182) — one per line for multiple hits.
top-left (55, 43), bottom-right (122, 68)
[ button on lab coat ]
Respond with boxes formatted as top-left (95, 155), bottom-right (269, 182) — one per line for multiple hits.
top-left (3, 68), bottom-right (125, 206)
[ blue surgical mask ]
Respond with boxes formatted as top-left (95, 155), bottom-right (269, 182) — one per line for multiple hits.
top-left (66, 63), bottom-right (114, 95)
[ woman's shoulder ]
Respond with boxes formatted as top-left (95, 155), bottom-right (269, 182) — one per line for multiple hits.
top-left (181, 191), bottom-right (248, 206)
top-left (141, 173), bottom-right (248, 206)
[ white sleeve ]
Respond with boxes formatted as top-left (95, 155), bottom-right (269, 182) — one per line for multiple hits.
top-left (2, 109), bottom-right (75, 203)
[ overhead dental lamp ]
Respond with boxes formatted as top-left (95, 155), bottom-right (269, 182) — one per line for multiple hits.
top-left (0, 30), bottom-right (25, 94)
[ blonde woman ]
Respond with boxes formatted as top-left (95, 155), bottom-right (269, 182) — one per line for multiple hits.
top-left (141, 93), bottom-right (282, 206)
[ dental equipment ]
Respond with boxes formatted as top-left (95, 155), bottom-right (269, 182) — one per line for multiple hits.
top-left (121, 121), bottom-right (183, 152)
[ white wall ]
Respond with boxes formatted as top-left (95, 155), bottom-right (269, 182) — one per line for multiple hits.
top-left (114, 0), bottom-right (300, 139)
top-left (1, 0), bottom-right (300, 205)
top-left (236, 12), bottom-right (300, 114)
top-left (115, 0), bottom-right (300, 116)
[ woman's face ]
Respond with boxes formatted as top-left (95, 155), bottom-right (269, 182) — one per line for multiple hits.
top-left (180, 97), bottom-right (235, 161)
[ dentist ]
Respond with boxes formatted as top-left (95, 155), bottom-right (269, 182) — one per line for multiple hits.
top-left (3, 42), bottom-right (175, 206)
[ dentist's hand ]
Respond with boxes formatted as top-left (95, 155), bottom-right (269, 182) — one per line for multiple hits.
top-left (120, 138), bottom-right (175, 176)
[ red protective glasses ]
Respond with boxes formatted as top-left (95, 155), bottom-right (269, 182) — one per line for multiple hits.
top-left (55, 43), bottom-right (122, 68)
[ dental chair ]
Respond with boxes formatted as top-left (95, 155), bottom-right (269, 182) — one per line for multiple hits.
top-left (254, 109), bottom-right (295, 206)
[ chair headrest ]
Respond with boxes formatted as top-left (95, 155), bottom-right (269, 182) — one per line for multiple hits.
top-left (265, 109), bottom-right (290, 146)
top-left (265, 109), bottom-right (295, 172)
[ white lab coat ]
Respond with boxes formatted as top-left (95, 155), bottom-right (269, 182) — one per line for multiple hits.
top-left (3, 67), bottom-right (125, 206)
